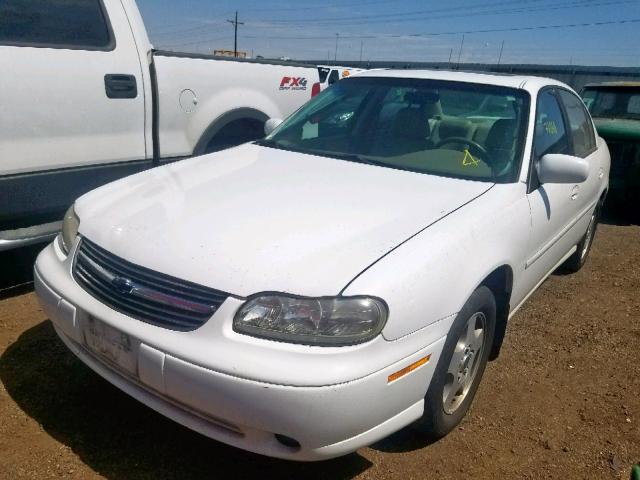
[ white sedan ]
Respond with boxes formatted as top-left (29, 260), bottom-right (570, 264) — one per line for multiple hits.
top-left (35, 70), bottom-right (609, 461)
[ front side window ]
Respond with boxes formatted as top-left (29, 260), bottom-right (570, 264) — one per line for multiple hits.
top-left (558, 90), bottom-right (597, 158)
top-left (259, 77), bottom-right (530, 183)
top-left (0, 0), bottom-right (112, 49)
top-left (533, 90), bottom-right (570, 159)
top-left (582, 87), bottom-right (640, 121)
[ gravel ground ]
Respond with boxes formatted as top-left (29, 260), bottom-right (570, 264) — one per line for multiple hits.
top-left (0, 222), bottom-right (638, 479)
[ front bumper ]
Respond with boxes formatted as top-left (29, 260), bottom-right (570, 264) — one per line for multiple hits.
top-left (34, 240), bottom-right (448, 461)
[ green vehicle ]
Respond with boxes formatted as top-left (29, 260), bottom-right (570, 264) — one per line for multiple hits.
top-left (581, 82), bottom-right (640, 217)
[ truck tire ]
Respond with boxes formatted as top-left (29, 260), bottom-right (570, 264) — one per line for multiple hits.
top-left (414, 286), bottom-right (496, 439)
top-left (204, 118), bottom-right (265, 154)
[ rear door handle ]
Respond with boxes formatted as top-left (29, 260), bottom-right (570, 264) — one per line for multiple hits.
top-left (104, 74), bottom-right (138, 99)
top-left (571, 185), bottom-right (580, 200)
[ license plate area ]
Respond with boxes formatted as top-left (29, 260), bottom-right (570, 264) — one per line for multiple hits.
top-left (82, 316), bottom-right (138, 376)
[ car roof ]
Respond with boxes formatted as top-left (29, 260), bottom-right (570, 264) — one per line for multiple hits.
top-left (353, 68), bottom-right (569, 93)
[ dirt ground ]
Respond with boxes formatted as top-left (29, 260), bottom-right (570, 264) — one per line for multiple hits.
top-left (0, 221), bottom-right (638, 480)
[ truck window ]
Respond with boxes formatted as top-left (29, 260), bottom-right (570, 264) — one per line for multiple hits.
top-left (318, 67), bottom-right (331, 83)
top-left (328, 70), bottom-right (340, 86)
top-left (0, 0), bottom-right (112, 50)
top-left (558, 90), bottom-right (596, 158)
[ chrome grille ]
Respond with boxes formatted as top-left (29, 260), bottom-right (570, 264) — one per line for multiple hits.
top-left (73, 239), bottom-right (228, 331)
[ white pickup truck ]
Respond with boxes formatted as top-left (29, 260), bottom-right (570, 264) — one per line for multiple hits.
top-left (0, 0), bottom-right (320, 251)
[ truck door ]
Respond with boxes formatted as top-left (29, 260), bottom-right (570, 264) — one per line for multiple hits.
top-left (0, 0), bottom-right (147, 234)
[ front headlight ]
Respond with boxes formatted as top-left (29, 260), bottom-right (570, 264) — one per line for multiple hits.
top-left (233, 295), bottom-right (388, 346)
top-left (61, 204), bottom-right (80, 255)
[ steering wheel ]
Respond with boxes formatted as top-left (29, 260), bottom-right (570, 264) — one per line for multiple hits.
top-left (436, 137), bottom-right (489, 162)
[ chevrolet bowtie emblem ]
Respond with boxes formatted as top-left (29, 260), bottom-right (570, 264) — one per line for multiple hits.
top-left (111, 276), bottom-right (135, 295)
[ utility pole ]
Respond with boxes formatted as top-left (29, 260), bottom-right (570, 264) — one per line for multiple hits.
top-left (334, 33), bottom-right (339, 62)
top-left (227, 11), bottom-right (244, 57)
top-left (497, 40), bottom-right (505, 67)
top-left (456, 34), bottom-right (465, 70)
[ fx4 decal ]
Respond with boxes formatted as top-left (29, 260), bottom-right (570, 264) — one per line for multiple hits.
top-left (280, 77), bottom-right (308, 91)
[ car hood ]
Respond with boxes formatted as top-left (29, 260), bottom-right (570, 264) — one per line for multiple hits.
top-left (76, 144), bottom-right (493, 297)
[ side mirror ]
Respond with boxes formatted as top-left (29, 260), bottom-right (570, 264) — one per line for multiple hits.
top-left (537, 153), bottom-right (589, 184)
top-left (264, 118), bottom-right (283, 136)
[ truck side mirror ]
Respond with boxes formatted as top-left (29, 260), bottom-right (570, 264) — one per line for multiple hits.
top-left (264, 118), bottom-right (283, 136)
top-left (537, 153), bottom-right (589, 184)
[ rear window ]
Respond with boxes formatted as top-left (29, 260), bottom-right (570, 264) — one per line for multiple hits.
top-left (0, 0), bottom-right (112, 50)
top-left (318, 67), bottom-right (331, 83)
top-left (582, 87), bottom-right (640, 121)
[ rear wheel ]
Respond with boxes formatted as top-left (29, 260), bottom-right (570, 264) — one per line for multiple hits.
top-left (415, 286), bottom-right (496, 438)
top-left (561, 205), bottom-right (599, 273)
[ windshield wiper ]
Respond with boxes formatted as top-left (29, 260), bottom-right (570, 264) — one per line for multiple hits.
top-left (254, 138), bottom-right (285, 149)
top-left (317, 151), bottom-right (392, 168)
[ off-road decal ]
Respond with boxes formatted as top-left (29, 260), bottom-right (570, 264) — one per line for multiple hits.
top-left (280, 77), bottom-right (308, 91)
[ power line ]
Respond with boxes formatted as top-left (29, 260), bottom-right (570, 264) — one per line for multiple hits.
top-left (241, 18), bottom-right (640, 40)
top-left (257, 0), bottom-right (633, 27)
top-left (240, 0), bottom-right (400, 13)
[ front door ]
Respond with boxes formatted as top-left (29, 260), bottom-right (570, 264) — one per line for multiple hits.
top-left (0, 0), bottom-right (147, 232)
top-left (522, 88), bottom-right (581, 290)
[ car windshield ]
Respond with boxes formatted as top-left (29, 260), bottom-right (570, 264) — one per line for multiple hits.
top-left (258, 77), bottom-right (530, 183)
top-left (582, 87), bottom-right (640, 121)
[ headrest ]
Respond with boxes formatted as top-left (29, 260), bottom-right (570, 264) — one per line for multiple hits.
top-left (486, 118), bottom-right (517, 150)
top-left (391, 108), bottom-right (431, 140)
top-left (438, 117), bottom-right (473, 139)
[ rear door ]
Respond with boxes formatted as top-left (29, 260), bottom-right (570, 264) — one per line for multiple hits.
top-left (556, 88), bottom-right (603, 214)
top-left (0, 0), bottom-right (147, 231)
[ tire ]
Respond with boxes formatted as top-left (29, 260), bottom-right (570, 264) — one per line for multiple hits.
top-left (561, 204), bottom-right (600, 273)
top-left (204, 118), bottom-right (265, 154)
top-left (414, 286), bottom-right (496, 439)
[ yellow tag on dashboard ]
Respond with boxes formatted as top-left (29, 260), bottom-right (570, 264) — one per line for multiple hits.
top-left (462, 149), bottom-right (479, 167)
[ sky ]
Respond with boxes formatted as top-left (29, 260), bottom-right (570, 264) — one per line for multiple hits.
top-left (137, 0), bottom-right (640, 67)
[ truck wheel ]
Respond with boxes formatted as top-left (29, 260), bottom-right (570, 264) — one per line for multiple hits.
top-left (204, 118), bottom-right (265, 154)
top-left (561, 206), bottom-right (599, 274)
top-left (414, 286), bottom-right (496, 439)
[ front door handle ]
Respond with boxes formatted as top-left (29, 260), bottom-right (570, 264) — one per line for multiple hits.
top-left (104, 74), bottom-right (138, 99)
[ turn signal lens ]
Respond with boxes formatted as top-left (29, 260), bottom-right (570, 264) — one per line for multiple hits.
top-left (388, 355), bottom-right (431, 383)
top-left (61, 204), bottom-right (80, 255)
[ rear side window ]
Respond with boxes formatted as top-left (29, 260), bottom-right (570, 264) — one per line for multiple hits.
top-left (534, 90), bottom-right (570, 158)
top-left (558, 90), bottom-right (597, 158)
top-left (0, 0), bottom-right (112, 50)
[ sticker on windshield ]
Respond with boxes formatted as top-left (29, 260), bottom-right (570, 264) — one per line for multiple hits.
top-left (544, 120), bottom-right (558, 135)
top-left (462, 149), bottom-right (479, 167)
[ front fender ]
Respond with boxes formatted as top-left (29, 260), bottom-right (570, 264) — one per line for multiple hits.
top-left (343, 183), bottom-right (531, 341)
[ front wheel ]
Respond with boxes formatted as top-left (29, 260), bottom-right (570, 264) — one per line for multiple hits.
top-left (414, 286), bottom-right (496, 438)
